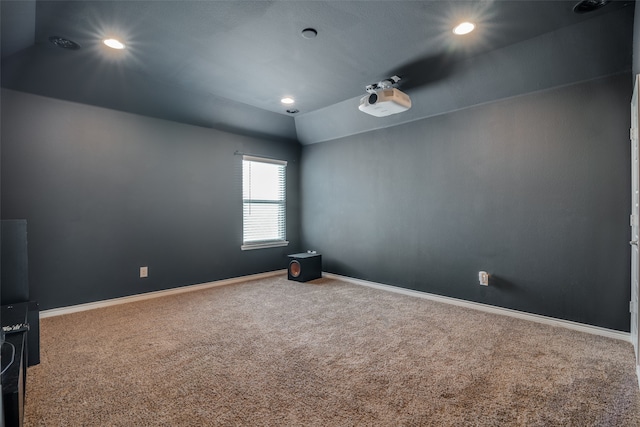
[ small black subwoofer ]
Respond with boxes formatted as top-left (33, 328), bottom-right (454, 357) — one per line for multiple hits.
top-left (288, 253), bottom-right (322, 282)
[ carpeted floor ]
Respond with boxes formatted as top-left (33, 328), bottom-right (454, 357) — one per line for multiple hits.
top-left (24, 275), bottom-right (640, 426)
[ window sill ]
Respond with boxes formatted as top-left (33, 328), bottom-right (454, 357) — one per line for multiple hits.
top-left (241, 241), bottom-right (289, 251)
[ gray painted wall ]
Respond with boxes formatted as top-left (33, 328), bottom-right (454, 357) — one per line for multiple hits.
top-left (1, 89), bottom-right (301, 310)
top-left (634, 0), bottom-right (640, 77)
top-left (301, 73), bottom-right (632, 331)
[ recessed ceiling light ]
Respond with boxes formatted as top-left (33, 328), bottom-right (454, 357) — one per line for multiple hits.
top-left (281, 97), bottom-right (295, 105)
top-left (453, 22), bottom-right (475, 35)
top-left (286, 109), bottom-right (299, 114)
top-left (103, 38), bottom-right (125, 49)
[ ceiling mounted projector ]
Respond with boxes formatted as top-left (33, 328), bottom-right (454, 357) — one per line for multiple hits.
top-left (358, 75), bottom-right (411, 117)
top-left (359, 88), bottom-right (412, 117)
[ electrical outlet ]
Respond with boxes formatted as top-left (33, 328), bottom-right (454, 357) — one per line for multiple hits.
top-left (478, 271), bottom-right (489, 286)
top-left (140, 266), bottom-right (148, 278)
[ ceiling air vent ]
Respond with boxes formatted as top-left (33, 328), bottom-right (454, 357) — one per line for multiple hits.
top-left (48, 36), bottom-right (81, 50)
top-left (573, 0), bottom-right (610, 13)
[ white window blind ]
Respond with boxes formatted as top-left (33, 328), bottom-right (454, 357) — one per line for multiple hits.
top-left (242, 155), bottom-right (288, 250)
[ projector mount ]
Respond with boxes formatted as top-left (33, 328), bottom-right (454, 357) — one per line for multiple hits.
top-left (365, 75), bottom-right (401, 94)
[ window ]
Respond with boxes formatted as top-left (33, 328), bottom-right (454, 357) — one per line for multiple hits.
top-left (241, 155), bottom-right (288, 250)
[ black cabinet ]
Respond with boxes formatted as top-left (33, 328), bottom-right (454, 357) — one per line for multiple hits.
top-left (2, 303), bottom-right (29, 427)
top-left (1, 220), bottom-right (39, 427)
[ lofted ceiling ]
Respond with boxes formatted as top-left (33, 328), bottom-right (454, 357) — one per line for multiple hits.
top-left (1, 1), bottom-right (635, 144)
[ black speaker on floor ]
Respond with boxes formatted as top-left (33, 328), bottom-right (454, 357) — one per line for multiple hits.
top-left (288, 253), bottom-right (322, 282)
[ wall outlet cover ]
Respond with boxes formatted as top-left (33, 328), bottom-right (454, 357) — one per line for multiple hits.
top-left (479, 271), bottom-right (489, 286)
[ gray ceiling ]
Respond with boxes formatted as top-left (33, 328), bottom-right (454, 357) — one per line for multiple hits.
top-left (1, 1), bottom-right (635, 144)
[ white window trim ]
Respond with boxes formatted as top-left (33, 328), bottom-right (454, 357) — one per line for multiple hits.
top-left (241, 240), bottom-right (290, 251)
top-left (241, 154), bottom-right (289, 250)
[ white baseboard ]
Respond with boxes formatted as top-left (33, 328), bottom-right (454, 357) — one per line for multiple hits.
top-left (40, 269), bottom-right (631, 343)
top-left (323, 272), bottom-right (631, 343)
top-left (40, 270), bottom-right (287, 318)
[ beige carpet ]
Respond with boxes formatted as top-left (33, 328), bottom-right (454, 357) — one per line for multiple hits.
top-left (24, 276), bottom-right (640, 426)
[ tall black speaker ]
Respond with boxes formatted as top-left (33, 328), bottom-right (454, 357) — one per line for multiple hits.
top-left (288, 253), bottom-right (322, 282)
